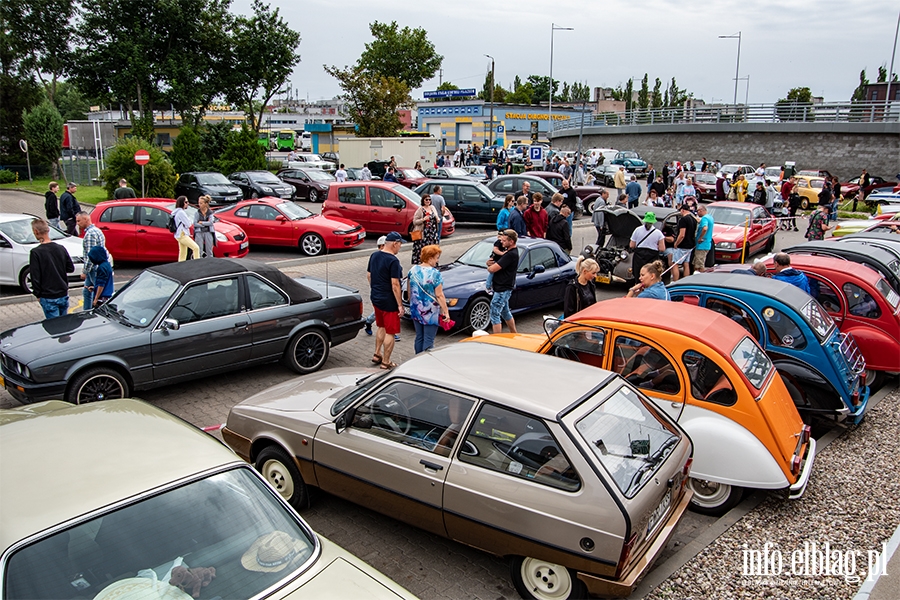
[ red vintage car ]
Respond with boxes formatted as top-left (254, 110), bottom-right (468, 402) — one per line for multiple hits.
top-left (322, 181), bottom-right (455, 237)
top-left (93, 199), bottom-right (249, 262)
top-left (215, 197), bottom-right (365, 256)
top-left (839, 175), bottom-right (894, 199)
top-left (391, 168), bottom-right (429, 190)
top-left (706, 201), bottom-right (777, 262)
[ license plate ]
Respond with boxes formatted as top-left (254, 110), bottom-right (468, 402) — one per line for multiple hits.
top-left (403, 306), bottom-right (411, 317)
top-left (240, 241), bottom-right (249, 250)
top-left (647, 490), bottom-right (672, 535)
top-left (358, 232), bottom-right (365, 240)
top-left (595, 273), bottom-right (611, 284)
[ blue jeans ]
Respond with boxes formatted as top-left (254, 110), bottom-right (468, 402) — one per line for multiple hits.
top-left (83, 271), bottom-right (95, 310)
top-left (39, 296), bottom-right (69, 319)
top-left (566, 212), bottom-right (574, 235)
top-left (414, 322), bottom-right (438, 354)
top-left (489, 289), bottom-right (513, 325)
top-left (485, 272), bottom-right (494, 291)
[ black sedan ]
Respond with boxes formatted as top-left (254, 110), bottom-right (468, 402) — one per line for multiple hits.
top-left (402, 236), bottom-right (576, 331)
top-left (229, 170), bottom-right (294, 200)
top-left (173, 172), bottom-right (243, 205)
top-left (277, 167), bottom-right (335, 202)
top-left (0, 259), bottom-right (364, 405)
top-left (412, 179), bottom-right (507, 224)
top-left (485, 174), bottom-right (559, 205)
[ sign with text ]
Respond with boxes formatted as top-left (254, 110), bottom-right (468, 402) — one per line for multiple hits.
top-left (423, 88), bottom-right (477, 99)
top-left (134, 150), bottom-right (151, 165)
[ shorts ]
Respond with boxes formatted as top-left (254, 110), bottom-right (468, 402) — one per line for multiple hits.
top-left (692, 249), bottom-right (709, 271)
top-left (489, 290), bottom-right (514, 325)
top-left (672, 248), bottom-right (692, 265)
top-left (374, 307), bottom-right (401, 335)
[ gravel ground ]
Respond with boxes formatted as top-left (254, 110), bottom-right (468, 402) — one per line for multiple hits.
top-left (646, 384), bottom-right (900, 600)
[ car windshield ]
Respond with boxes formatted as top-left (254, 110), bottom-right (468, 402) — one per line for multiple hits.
top-left (0, 219), bottom-right (69, 244)
top-left (306, 170), bottom-right (335, 182)
top-left (809, 179), bottom-right (825, 189)
top-left (730, 336), bottom-right (773, 389)
top-left (691, 173), bottom-right (716, 184)
top-left (249, 172), bottom-right (283, 184)
top-left (331, 370), bottom-right (391, 415)
top-left (300, 154), bottom-right (323, 161)
top-left (799, 299), bottom-right (835, 340)
top-left (278, 202), bottom-right (313, 220)
top-left (443, 168), bottom-right (468, 178)
top-left (456, 239), bottom-right (495, 268)
top-left (400, 169), bottom-right (424, 179)
top-left (876, 278), bottom-right (900, 309)
top-left (707, 206), bottom-right (751, 226)
top-left (620, 151), bottom-right (638, 159)
top-left (3, 467), bottom-right (317, 600)
top-left (104, 270), bottom-right (180, 327)
top-left (163, 203), bottom-right (198, 220)
top-left (391, 184), bottom-right (421, 205)
top-left (575, 384), bottom-right (681, 498)
top-left (195, 173), bottom-right (232, 185)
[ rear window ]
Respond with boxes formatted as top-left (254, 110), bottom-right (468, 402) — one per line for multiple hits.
top-left (798, 300), bottom-right (834, 340)
top-left (730, 336), bottom-right (772, 389)
top-left (4, 468), bottom-right (316, 600)
top-left (876, 278), bottom-right (900, 309)
top-left (575, 385), bottom-right (681, 498)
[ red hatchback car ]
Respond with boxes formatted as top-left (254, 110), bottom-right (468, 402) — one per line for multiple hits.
top-left (322, 181), bottom-right (455, 237)
top-left (215, 197), bottom-right (365, 256)
top-left (93, 199), bottom-right (249, 262)
top-left (706, 201), bottom-right (777, 262)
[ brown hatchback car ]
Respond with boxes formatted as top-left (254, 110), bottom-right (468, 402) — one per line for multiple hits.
top-left (223, 344), bottom-right (694, 599)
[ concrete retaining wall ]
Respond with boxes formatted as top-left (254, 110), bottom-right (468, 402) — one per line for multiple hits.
top-left (553, 123), bottom-right (900, 179)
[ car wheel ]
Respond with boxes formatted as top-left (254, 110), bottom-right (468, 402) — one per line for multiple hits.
top-left (465, 297), bottom-right (491, 332)
top-left (66, 366), bottom-right (129, 405)
top-left (509, 556), bottom-right (587, 600)
top-left (18, 266), bottom-right (32, 294)
top-left (800, 197), bottom-right (809, 210)
top-left (256, 446), bottom-right (308, 510)
top-left (687, 478), bottom-right (744, 516)
top-left (308, 188), bottom-right (318, 203)
top-left (864, 369), bottom-right (885, 391)
top-left (300, 233), bottom-right (325, 256)
top-left (283, 328), bottom-right (330, 374)
top-left (765, 234), bottom-right (776, 252)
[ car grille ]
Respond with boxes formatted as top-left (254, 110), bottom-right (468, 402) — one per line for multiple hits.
top-left (0, 353), bottom-right (29, 381)
top-left (233, 233), bottom-right (246, 241)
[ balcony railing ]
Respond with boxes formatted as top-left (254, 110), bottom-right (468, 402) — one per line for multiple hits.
top-left (552, 101), bottom-right (900, 131)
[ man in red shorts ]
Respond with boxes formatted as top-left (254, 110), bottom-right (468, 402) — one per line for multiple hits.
top-left (367, 231), bottom-right (404, 369)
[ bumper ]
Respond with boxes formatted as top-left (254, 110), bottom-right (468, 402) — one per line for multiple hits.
top-left (0, 369), bottom-right (67, 404)
top-left (579, 489), bottom-right (693, 597)
top-left (714, 247), bottom-right (744, 262)
top-left (788, 438), bottom-right (816, 500)
top-left (330, 318), bottom-right (365, 346)
top-left (848, 384), bottom-right (870, 425)
top-left (214, 241), bottom-right (250, 258)
top-left (335, 233), bottom-right (366, 249)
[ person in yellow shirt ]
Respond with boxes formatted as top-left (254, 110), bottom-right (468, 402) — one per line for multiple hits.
top-left (730, 174), bottom-right (749, 202)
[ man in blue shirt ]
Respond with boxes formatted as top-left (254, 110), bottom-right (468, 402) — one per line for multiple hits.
top-left (625, 175), bottom-right (642, 209)
top-left (692, 204), bottom-right (715, 273)
top-left (508, 197), bottom-right (528, 237)
top-left (771, 253), bottom-right (811, 294)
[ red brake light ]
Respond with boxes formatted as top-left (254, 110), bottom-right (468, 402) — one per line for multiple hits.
top-left (616, 532), bottom-right (638, 576)
top-left (791, 455), bottom-right (802, 476)
top-left (800, 425), bottom-right (811, 445)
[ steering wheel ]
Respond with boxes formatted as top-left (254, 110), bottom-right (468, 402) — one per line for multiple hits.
top-left (552, 346), bottom-right (582, 362)
top-left (371, 393), bottom-right (411, 436)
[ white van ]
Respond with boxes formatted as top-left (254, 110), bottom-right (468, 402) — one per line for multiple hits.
top-left (300, 131), bottom-right (312, 151)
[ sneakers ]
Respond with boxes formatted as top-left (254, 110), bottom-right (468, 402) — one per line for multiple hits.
top-left (364, 324), bottom-right (372, 335)
top-left (394, 334), bottom-right (401, 341)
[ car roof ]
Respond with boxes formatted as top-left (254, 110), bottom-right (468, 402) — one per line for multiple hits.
top-left (786, 241), bottom-right (899, 268)
top-left (669, 272), bottom-right (815, 313)
top-left (147, 257), bottom-right (323, 303)
top-left (767, 254), bottom-right (886, 287)
top-left (0, 213), bottom-right (43, 224)
top-left (707, 201), bottom-right (756, 210)
top-left (96, 198), bottom-right (174, 208)
top-left (473, 234), bottom-right (563, 249)
top-left (571, 298), bottom-right (751, 359)
top-left (0, 399), bottom-right (240, 551)
top-left (392, 344), bottom-right (612, 420)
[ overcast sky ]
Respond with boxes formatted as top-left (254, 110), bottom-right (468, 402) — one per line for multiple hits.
top-left (233, 0), bottom-right (899, 105)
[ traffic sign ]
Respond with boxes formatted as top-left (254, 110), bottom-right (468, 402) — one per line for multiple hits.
top-left (496, 126), bottom-right (504, 133)
top-left (529, 146), bottom-right (543, 161)
top-left (134, 150), bottom-right (151, 165)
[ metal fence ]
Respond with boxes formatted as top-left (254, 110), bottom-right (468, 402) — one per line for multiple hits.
top-left (553, 101), bottom-right (900, 131)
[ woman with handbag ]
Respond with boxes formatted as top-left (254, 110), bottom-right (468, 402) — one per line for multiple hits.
top-left (409, 244), bottom-right (451, 353)
top-left (411, 194), bottom-right (441, 265)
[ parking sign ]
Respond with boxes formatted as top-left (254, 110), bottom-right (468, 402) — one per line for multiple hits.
top-left (529, 146), bottom-right (543, 161)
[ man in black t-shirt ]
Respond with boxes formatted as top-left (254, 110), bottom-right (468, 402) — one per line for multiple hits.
top-left (29, 218), bottom-right (74, 319)
top-left (672, 204), bottom-right (697, 282)
top-left (486, 229), bottom-right (520, 334)
top-left (367, 231), bottom-right (404, 368)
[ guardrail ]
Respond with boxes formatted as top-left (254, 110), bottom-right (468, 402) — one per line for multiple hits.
top-left (553, 101), bottom-right (900, 131)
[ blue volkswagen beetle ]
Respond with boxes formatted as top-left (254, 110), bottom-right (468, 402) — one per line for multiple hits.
top-left (668, 273), bottom-right (869, 424)
top-left (402, 236), bottom-right (577, 332)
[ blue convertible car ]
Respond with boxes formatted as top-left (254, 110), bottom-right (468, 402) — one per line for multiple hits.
top-left (402, 237), bottom-right (577, 332)
top-left (668, 273), bottom-right (869, 424)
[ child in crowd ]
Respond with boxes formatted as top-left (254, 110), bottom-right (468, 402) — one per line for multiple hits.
top-left (485, 231), bottom-right (507, 293)
top-left (87, 246), bottom-right (114, 307)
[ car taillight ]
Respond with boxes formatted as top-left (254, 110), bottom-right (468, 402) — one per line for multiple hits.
top-left (791, 454), bottom-right (803, 476)
top-left (616, 532), bottom-right (638, 577)
top-left (800, 425), bottom-right (811, 445)
top-left (851, 389), bottom-right (861, 407)
top-left (358, 300), bottom-right (364, 319)
top-left (680, 457), bottom-right (693, 493)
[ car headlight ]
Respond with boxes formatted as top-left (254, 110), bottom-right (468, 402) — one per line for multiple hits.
top-left (215, 232), bottom-right (228, 242)
top-left (446, 298), bottom-right (459, 307)
top-left (716, 241), bottom-right (737, 249)
top-left (333, 229), bottom-right (356, 235)
top-left (262, 186), bottom-right (274, 194)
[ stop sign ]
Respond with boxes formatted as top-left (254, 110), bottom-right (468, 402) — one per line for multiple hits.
top-left (134, 150), bottom-right (151, 165)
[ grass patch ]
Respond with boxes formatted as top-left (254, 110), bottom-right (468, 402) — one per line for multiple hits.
top-left (1, 177), bottom-right (110, 205)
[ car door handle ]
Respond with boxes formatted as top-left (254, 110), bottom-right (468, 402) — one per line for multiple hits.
top-left (671, 402), bottom-right (681, 409)
top-left (419, 459), bottom-right (443, 471)
top-left (137, 229), bottom-right (147, 233)
top-left (100, 226), bottom-right (110, 230)
top-left (234, 321), bottom-right (248, 327)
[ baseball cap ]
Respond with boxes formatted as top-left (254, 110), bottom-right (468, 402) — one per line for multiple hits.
top-left (643, 212), bottom-right (657, 224)
top-left (376, 235), bottom-right (387, 247)
top-left (385, 231), bottom-right (405, 242)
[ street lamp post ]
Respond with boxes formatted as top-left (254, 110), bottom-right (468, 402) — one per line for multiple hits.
top-left (718, 31), bottom-right (742, 107)
top-left (886, 9), bottom-right (899, 116)
top-left (549, 23), bottom-right (573, 143)
top-left (485, 54), bottom-right (495, 147)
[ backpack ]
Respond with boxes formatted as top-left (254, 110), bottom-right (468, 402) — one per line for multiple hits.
top-left (167, 213), bottom-right (178, 233)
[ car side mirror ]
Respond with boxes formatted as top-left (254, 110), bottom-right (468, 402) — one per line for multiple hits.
top-left (189, 182), bottom-right (198, 188)
top-left (394, 201), bottom-right (405, 210)
top-left (527, 264), bottom-right (546, 279)
top-left (752, 222), bottom-right (762, 230)
top-left (0, 238), bottom-right (11, 249)
top-left (161, 318), bottom-right (180, 331)
top-left (276, 215), bottom-right (288, 222)
top-left (335, 407), bottom-right (357, 434)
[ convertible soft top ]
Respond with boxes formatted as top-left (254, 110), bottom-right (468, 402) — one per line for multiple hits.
top-left (148, 258), bottom-right (322, 303)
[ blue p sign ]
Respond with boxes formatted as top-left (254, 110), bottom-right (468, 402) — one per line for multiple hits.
top-left (529, 146), bottom-right (543, 161)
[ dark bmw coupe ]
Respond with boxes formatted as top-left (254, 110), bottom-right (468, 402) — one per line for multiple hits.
top-left (0, 259), bottom-right (363, 405)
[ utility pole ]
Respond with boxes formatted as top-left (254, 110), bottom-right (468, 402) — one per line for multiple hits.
top-left (485, 55), bottom-right (495, 146)
top-left (549, 23), bottom-right (574, 143)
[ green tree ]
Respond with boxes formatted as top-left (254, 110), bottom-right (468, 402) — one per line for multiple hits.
top-left (0, 0), bottom-right (45, 160)
top-left (776, 86), bottom-right (814, 121)
top-left (23, 100), bottom-right (64, 175)
top-left (558, 82), bottom-right (570, 102)
top-left (358, 21), bottom-right (442, 88)
top-left (130, 112), bottom-right (155, 142)
top-left (326, 64), bottom-right (412, 137)
top-left (215, 124), bottom-right (266, 174)
top-left (781, 87), bottom-right (812, 102)
top-left (101, 138), bottom-right (176, 198)
top-left (623, 78), bottom-right (634, 112)
top-left (478, 71), bottom-right (507, 102)
top-left (877, 65), bottom-right (887, 83)
top-left (225, 0), bottom-right (301, 132)
top-left (527, 75), bottom-right (558, 104)
top-left (171, 125), bottom-right (202, 174)
top-left (651, 77), bottom-right (662, 109)
top-left (198, 121), bottom-right (233, 170)
top-left (638, 74), bottom-right (649, 110)
top-left (570, 81), bottom-right (590, 102)
top-left (851, 69), bottom-right (869, 101)
top-left (505, 80), bottom-right (534, 105)
top-left (51, 80), bottom-right (90, 121)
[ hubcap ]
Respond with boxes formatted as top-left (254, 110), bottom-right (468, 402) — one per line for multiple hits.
top-left (302, 235), bottom-right (323, 255)
top-left (78, 374), bottom-right (125, 404)
top-left (688, 478), bottom-right (732, 508)
top-left (309, 189), bottom-right (318, 202)
top-left (295, 333), bottom-right (326, 368)
top-left (521, 558), bottom-right (572, 600)
top-left (470, 301), bottom-right (491, 331)
top-left (262, 459), bottom-right (294, 500)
